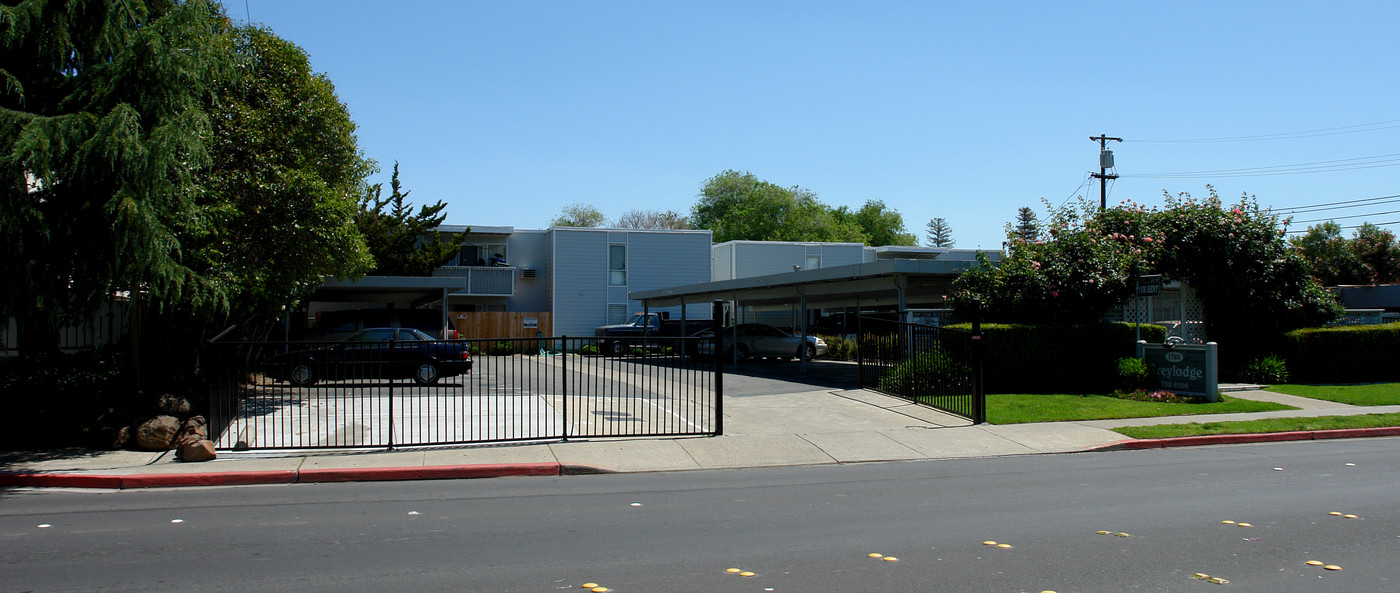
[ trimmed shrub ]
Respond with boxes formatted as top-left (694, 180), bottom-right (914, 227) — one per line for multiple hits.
top-left (1241, 355), bottom-right (1289, 384)
top-left (876, 349), bottom-right (973, 396)
top-left (1115, 356), bottom-right (1151, 391)
top-left (490, 341), bottom-right (516, 356)
top-left (1283, 324), bottom-right (1400, 383)
top-left (578, 344), bottom-right (601, 356)
top-left (820, 335), bottom-right (857, 361)
top-left (945, 322), bottom-right (1167, 394)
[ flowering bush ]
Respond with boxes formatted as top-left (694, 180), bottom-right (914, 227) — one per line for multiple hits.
top-left (1111, 388), bottom-right (1203, 404)
top-left (953, 188), bottom-right (1341, 338)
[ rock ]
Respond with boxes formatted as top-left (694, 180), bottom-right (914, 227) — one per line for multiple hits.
top-left (135, 415), bottom-right (181, 451)
top-left (176, 439), bottom-right (217, 462)
top-left (174, 416), bottom-right (208, 448)
top-left (111, 425), bottom-right (131, 450)
top-left (157, 395), bottom-right (191, 417)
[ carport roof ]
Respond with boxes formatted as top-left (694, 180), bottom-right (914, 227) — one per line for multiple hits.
top-left (631, 259), bottom-right (979, 310)
top-left (312, 275), bottom-right (462, 305)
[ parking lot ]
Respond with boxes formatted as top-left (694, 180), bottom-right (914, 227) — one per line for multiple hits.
top-left (213, 352), bottom-right (718, 450)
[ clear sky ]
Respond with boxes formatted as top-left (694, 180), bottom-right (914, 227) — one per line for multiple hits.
top-left (226, 0), bottom-right (1400, 250)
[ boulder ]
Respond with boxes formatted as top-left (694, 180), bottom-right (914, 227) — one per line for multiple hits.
top-left (135, 415), bottom-right (181, 451)
top-left (174, 416), bottom-right (208, 448)
top-left (111, 425), bottom-right (132, 450)
top-left (157, 394), bottom-right (191, 417)
top-left (176, 439), bottom-right (217, 462)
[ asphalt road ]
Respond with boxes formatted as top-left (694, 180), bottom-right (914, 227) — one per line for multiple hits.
top-left (3, 438), bottom-right (1398, 592)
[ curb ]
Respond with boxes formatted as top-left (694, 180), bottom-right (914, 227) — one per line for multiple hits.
top-left (1106, 426), bottom-right (1400, 451)
top-left (0, 462), bottom-right (600, 490)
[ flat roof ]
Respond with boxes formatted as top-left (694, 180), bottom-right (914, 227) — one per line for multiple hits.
top-left (313, 275), bottom-right (463, 304)
top-left (631, 259), bottom-right (981, 309)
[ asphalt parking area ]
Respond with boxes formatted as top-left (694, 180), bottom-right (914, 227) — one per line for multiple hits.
top-left (720, 358), bottom-right (860, 397)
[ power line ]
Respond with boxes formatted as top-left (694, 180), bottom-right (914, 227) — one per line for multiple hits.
top-left (1121, 153), bottom-right (1400, 179)
top-left (1286, 219), bottom-right (1400, 234)
top-left (1274, 194), bottom-right (1400, 215)
top-left (1127, 119), bottom-right (1400, 144)
top-left (1291, 209), bottom-right (1400, 225)
top-left (1056, 172), bottom-right (1093, 210)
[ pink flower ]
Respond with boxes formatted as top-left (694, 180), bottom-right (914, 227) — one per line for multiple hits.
top-left (1143, 236), bottom-right (1153, 243)
top-left (1231, 208), bottom-right (1242, 215)
top-left (1051, 291), bottom-right (1059, 297)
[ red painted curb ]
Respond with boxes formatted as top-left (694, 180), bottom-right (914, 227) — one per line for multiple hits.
top-left (120, 470), bottom-right (298, 489)
top-left (296, 463), bottom-right (562, 483)
top-left (0, 473), bottom-right (125, 489)
top-left (1312, 426), bottom-right (1400, 440)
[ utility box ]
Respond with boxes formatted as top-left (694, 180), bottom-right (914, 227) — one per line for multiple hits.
top-left (1137, 341), bottom-right (1219, 402)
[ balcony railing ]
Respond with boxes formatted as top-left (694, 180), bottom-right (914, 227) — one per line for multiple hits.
top-left (433, 266), bottom-right (515, 296)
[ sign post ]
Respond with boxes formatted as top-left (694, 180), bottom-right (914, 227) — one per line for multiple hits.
top-left (1134, 275), bottom-right (1163, 345)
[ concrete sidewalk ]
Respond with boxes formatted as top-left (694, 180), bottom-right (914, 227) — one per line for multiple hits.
top-left (4, 387), bottom-right (1399, 489)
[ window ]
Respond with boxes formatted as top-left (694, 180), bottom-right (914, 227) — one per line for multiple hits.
top-left (607, 304), bottom-right (629, 325)
top-left (805, 255), bottom-right (821, 270)
top-left (609, 244), bottom-right (626, 286)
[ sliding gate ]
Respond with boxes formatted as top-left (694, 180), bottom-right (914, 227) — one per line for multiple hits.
top-left (206, 335), bottom-right (720, 450)
top-left (857, 317), bottom-right (984, 423)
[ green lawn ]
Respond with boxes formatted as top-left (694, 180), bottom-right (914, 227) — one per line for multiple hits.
top-left (1265, 383), bottom-right (1400, 406)
top-left (985, 393), bottom-right (1296, 425)
top-left (1115, 414), bottom-right (1400, 439)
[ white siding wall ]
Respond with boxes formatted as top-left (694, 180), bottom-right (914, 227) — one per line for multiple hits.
top-left (730, 242), bottom-right (864, 278)
top-left (549, 228), bottom-right (713, 337)
top-left (713, 243), bottom-right (734, 281)
top-left (507, 230), bottom-right (550, 312)
top-left (549, 229), bottom-right (609, 337)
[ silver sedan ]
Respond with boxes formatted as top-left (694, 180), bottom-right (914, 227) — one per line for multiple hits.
top-left (693, 324), bottom-right (828, 361)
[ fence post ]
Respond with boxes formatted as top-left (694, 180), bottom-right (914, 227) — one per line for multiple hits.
top-left (712, 300), bottom-right (723, 436)
top-left (387, 338), bottom-right (395, 450)
top-left (561, 335), bottom-right (568, 441)
top-left (970, 300), bottom-right (986, 424)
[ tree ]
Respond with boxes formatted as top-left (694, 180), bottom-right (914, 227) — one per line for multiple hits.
top-left (846, 199), bottom-right (917, 246)
top-left (691, 170), bottom-right (864, 244)
top-left (1351, 223), bottom-right (1400, 285)
top-left (551, 202), bottom-right (607, 227)
top-left (1291, 221), bottom-right (1368, 286)
top-left (195, 24), bottom-right (377, 324)
top-left (1010, 206), bottom-right (1040, 243)
top-left (614, 209), bottom-right (689, 229)
top-left (1, 0), bottom-right (235, 357)
top-left (356, 162), bottom-right (460, 276)
top-left (926, 217), bottom-right (955, 248)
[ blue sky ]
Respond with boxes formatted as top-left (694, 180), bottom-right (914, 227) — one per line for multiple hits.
top-left (227, 1), bottom-right (1400, 250)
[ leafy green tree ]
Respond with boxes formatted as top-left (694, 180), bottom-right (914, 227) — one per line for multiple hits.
top-left (1291, 221), bottom-right (1368, 286)
top-left (1351, 222), bottom-right (1400, 285)
top-left (691, 170), bottom-right (864, 243)
top-left (845, 199), bottom-right (917, 246)
top-left (926, 217), bottom-right (955, 247)
top-left (0, 0), bottom-right (234, 357)
top-left (614, 209), bottom-right (689, 229)
top-left (551, 202), bottom-right (607, 227)
top-left (355, 162), bottom-right (459, 276)
top-left (196, 24), bottom-right (375, 321)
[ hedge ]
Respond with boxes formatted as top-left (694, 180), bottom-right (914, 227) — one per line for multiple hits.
top-left (946, 322), bottom-right (1167, 394)
top-left (1282, 324), bottom-right (1400, 383)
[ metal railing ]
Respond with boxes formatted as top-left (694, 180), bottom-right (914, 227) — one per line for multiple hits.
top-left (205, 335), bottom-right (721, 450)
top-left (857, 316), bottom-right (984, 423)
top-left (433, 266), bottom-right (515, 296)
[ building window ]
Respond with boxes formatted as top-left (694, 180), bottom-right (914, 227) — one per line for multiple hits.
top-left (805, 254), bottom-right (821, 270)
top-left (609, 244), bottom-right (626, 286)
top-left (607, 304), bottom-right (629, 325)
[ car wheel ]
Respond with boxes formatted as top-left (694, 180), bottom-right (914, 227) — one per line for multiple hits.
top-left (734, 344), bottom-right (749, 361)
top-left (805, 344), bottom-right (817, 360)
top-left (289, 362), bottom-right (317, 387)
top-left (413, 361), bottom-right (440, 385)
top-left (609, 341), bottom-right (627, 356)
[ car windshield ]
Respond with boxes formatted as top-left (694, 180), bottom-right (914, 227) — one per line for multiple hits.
top-left (346, 329), bottom-right (397, 342)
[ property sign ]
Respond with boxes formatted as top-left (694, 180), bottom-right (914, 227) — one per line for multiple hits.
top-left (1136, 341), bottom-right (1219, 401)
top-left (522, 316), bottom-right (538, 329)
top-left (1136, 274), bottom-right (1163, 297)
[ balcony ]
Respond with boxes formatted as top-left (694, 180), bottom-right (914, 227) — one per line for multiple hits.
top-left (433, 266), bottom-right (515, 296)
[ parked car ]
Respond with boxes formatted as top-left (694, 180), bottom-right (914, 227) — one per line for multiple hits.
top-left (262, 328), bottom-right (472, 386)
top-left (692, 324), bottom-right (828, 361)
top-left (594, 312), bottom-right (714, 355)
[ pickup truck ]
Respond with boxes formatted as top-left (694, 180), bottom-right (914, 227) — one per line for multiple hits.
top-left (594, 313), bottom-right (714, 355)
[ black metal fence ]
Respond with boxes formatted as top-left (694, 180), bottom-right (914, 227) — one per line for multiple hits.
top-left (205, 335), bottom-right (720, 450)
top-left (856, 317), bottom-right (984, 423)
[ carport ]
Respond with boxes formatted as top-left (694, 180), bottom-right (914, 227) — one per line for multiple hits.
top-left (294, 276), bottom-right (465, 339)
top-left (630, 259), bottom-right (976, 372)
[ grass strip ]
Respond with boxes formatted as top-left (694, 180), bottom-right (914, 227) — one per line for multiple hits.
top-left (984, 393), bottom-right (1294, 425)
top-left (1264, 383), bottom-right (1400, 406)
top-left (1114, 413), bottom-right (1400, 439)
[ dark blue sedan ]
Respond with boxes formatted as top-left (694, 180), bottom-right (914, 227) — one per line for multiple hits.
top-left (264, 328), bottom-right (473, 386)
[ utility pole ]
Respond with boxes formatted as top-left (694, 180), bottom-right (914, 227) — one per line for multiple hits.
top-left (1090, 134), bottom-right (1122, 211)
